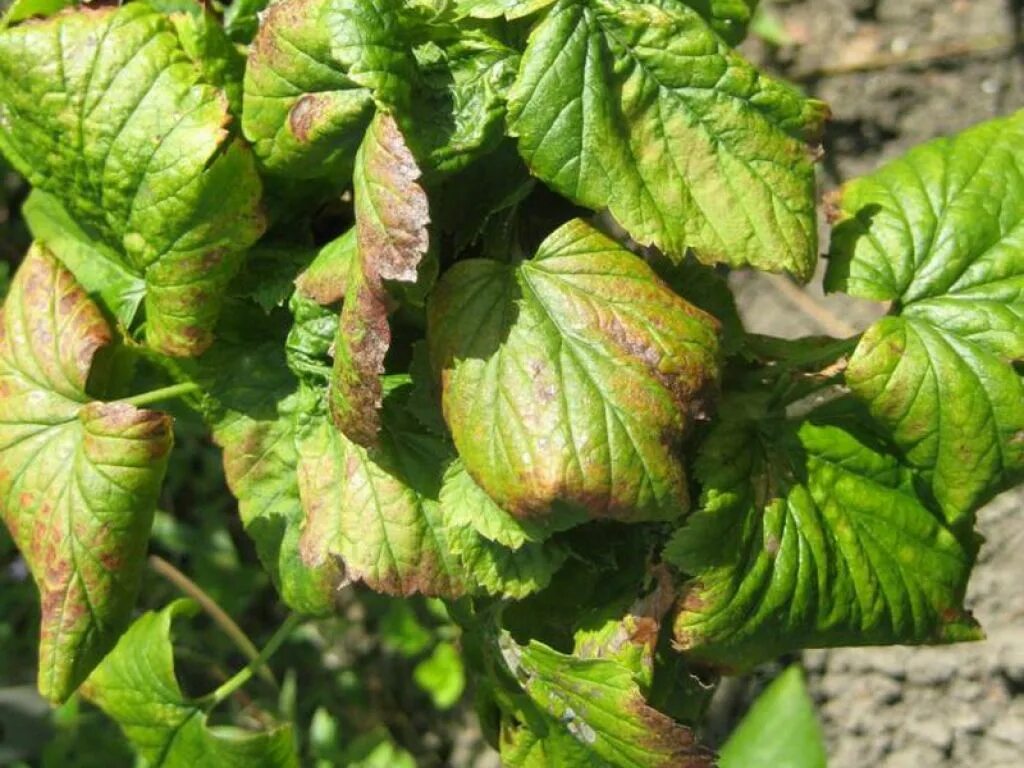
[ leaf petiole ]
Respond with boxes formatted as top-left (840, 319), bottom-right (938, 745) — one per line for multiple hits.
top-left (203, 613), bottom-right (304, 708)
top-left (120, 381), bottom-right (201, 408)
top-left (148, 555), bottom-right (277, 689)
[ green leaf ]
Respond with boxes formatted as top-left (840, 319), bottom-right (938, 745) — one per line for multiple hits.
top-left (330, 111), bottom-right (430, 446)
top-left (242, 0), bottom-right (373, 183)
top-left (439, 460), bottom-right (582, 549)
top-left (0, 3), bottom-right (265, 356)
top-left (217, 388), bottom-right (341, 616)
top-left (295, 228), bottom-right (358, 306)
top-left (326, 0), bottom-right (419, 109)
top-left (22, 190), bottom-right (145, 330)
top-left (298, 385), bottom-right (565, 598)
top-left (84, 600), bottom-right (299, 768)
top-left (453, 0), bottom-right (557, 20)
top-left (0, 248), bottom-right (173, 703)
top-left (684, 0), bottom-right (760, 45)
top-left (165, 2), bottom-right (247, 114)
top-left (667, 403), bottom-right (981, 672)
top-left (405, 31), bottom-right (521, 177)
top-left (428, 218), bottom-right (720, 523)
top-left (500, 635), bottom-right (714, 767)
top-left (507, 0), bottom-right (826, 278)
top-left (826, 110), bottom-right (1024, 524)
top-left (1, 0), bottom-right (69, 26)
top-left (413, 641), bottom-right (466, 709)
top-left (719, 665), bottom-right (826, 768)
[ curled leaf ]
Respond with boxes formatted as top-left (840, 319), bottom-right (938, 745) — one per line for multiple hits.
top-left (330, 112), bottom-right (430, 446)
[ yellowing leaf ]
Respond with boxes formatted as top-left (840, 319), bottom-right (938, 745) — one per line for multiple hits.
top-left (0, 4), bottom-right (265, 356)
top-left (428, 218), bottom-right (720, 523)
top-left (0, 247), bottom-right (173, 702)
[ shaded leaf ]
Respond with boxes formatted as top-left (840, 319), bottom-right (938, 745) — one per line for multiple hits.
top-left (0, 248), bottom-right (173, 702)
top-left (667, 403), bottom-right (981, 672)
top-left (428, 218), bottom-right (720, 523)
top-left (826, 109), bottom-right (1024, 524)
top-left (507, 0), bottom-right (826, 278)
top-left (0, 3), bottom-right (265, 355)
top-left (84, 600), bottom-right (299, 768)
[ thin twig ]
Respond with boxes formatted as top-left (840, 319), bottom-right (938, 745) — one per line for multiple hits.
top-left (148, 554), bottom-right (277, 688)
top-left (764, 273), bottom-right (858, 338)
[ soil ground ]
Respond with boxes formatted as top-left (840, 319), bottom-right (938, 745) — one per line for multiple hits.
top-left (715, 2), bottom-right (1024, 766)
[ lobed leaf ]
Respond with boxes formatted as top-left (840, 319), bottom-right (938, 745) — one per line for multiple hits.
top-left (428, 218), bottom-right (720, 523)
top-left (0, 248), bottom-right (173, 702)
top-left (507, 0), bottom-right (827, 278)
top-left (84, 600), bottom-right (299, 767)
top-left (0, 3), bottom-right (265, 356)
top-left (827, 109), bottom-right (1024, 524)
top-left (667, 403), bottom-right (981, 672)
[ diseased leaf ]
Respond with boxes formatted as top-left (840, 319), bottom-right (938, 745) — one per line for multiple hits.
top-left (507, 0), bottom-right (827, 278)
top-left (500, 635), bottom-right (714, 768)
top-left (0, 248), bottom-right (173, 702)
top-left (428, 218), bottom-right (720, 523)
top-left (719, 665), bottom-right (826, 768)
top-left (667, 402), bottom-right (981, 672)
top-left (84, 600), bottom-right (299, 768)
top-left (826, 110), bottom-right (1024, 524)
top-left (0, 3), bottom-right (265, 356)
top-left (242, 0), bottom-right (373, 183)
top-left (300, 383), bottom-right (565, 599)
top-left (330, 112), bottom-right (430, 446)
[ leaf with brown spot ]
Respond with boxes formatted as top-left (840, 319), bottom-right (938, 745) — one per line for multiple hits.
top-left (330, 112), bottom-right (430, 446)
top-left (499, 634), bottom-right (715, 768)
top-left (0, 247), bottom-right (173, 703)
top-left (0, 3), bottom-right (265, 356)
top-left (428, 218), bottom-right (721, 524)
top-left (242, 0), bottom-right (373, 183)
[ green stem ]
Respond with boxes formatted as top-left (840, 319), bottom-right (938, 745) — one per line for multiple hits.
top-left (204, 613), bottom-right (303, 708)
top-left (148, 555), bottom-right (277, 689)
top-left (121, 381), bottom-right (201, 408)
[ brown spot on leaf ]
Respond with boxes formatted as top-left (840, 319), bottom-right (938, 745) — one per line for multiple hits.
top-left (289, 93), bottom-right (324, 142)
top-left (330, 113), bottom-right (429, 447)
top-left (628, 695), bottom-right (716, 768)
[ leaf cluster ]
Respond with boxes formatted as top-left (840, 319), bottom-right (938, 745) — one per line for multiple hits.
top-left (0, 0), bottom-right (1020, 764)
